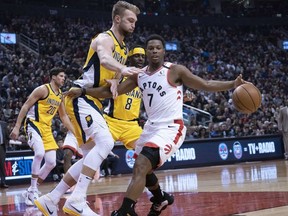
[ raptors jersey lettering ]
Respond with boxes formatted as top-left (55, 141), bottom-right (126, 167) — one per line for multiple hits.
top-left (138, 62), bottom-right (183, 123)
top-left (26, 84), bottom-right (62, 126)
top-left (74, 30), bottom-right (128, 89)
top-left (104, 77), bottom-right (142, 121)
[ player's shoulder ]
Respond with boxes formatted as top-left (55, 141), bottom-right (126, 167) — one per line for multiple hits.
top-left (167, 62), bottom-right (183, 72)
top-left (34, 84), bottom-right (48, 92)
top-left (93, 31), bottom-right (113, 43)
top-left (29, 84), bottom-right (49, 99)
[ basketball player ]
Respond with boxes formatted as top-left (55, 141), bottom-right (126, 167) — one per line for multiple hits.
top-left (103, 44), bottom-right (145, 150)
top-left (9, 67), bottom-right (75, 206)
top-left (67, 34), bottom-right (246, 216)
top-left (35, 1), bottom-right (141, 216)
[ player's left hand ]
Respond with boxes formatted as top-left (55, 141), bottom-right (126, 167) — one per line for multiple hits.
top-left (233, 74), bottom-right (248, 88)
top-left (120, 66), bottom-right (142, 76)
top-left (63, 87), bottom-right (82, 99)
top-left (105, 79), bottom-right (119, 99)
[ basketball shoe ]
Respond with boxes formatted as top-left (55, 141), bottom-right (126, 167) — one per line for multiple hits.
top-left (63, 196), bottom-right (99, 216)
top-left (22, 189), bottom-right (40, 206)
top-left (147, 191), bottom-right (174, 216)
top-left (34, 194), bottom-right (58, 216)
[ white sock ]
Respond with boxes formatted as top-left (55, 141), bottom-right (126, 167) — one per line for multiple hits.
top-left (49, 180), bottom-right (70, 204)
top-left (30, 178), bottom-right (38, 191)
top-left (70, 173), bottom-right (93, 198)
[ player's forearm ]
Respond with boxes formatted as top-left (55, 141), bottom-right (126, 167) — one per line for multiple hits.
top-left (15, 106), bottom-right (29, 128)
top-left (86, 86), bottom-right (112, 98)
top-left (60, 115), bottom-right (75, 135)
top-left (204, 80), bottom-right (235, 92)
top-left (101, 55), bottom-right (126, 75)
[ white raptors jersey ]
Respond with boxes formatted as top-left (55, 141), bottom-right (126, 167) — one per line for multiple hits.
top-left (138, 62), bottom-right (183, 123)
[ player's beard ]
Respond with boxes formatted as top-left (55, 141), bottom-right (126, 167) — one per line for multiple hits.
top-left (120, 28), bottom-right (132, 37)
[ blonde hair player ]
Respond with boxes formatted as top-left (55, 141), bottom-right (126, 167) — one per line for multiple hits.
top-left (35, 1), bottom-right (141, 216)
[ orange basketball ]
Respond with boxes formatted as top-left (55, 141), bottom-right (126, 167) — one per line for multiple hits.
top-left (232, 83), bottom-right (261, 114)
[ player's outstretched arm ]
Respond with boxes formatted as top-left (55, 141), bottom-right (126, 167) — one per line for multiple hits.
top-left (172, 64), bottom-right (245, 92)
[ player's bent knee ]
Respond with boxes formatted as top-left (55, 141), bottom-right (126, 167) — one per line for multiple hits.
top-left (46, 160), bottom-right (57, 169)
top-left (140, 146), bottom-right (160, 170)
top-left (97, 139), bottom-right (114, 159)
top-left (34, 152), bottom-right (45, 160)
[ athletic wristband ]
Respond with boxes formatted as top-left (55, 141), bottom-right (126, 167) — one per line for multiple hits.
top-left (81, 87), bottom-right (86, 96)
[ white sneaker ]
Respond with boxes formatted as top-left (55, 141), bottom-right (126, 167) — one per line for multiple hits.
top-left (34, 194), bottom-right (58, 216)
top-left (63, 196), bottom-right (99, 216)
top-left (22, 189), bottom-right (39, 206)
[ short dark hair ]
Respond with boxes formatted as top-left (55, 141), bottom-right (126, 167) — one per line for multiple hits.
top-left (49, 67), bottom-right (65, 78)
top-left (145, 34), bottom-right (165, 48)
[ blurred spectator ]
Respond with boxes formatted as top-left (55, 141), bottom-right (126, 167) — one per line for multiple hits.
top-left (197, 126), bottom-right (209, 139)
top-left (277, 101), bottom-right (288, 159)
top-left (0, 118), bottom-right (9, 188)
top-left (100, 151), bottom-right (120, 177)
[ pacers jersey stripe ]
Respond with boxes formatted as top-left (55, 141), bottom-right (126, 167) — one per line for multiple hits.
top-left (72, 97), bottom-right (86, 144)
top-left (24, 118), bottom-right (42, 138)
top-left (34, 103), bottom-right (39, 122)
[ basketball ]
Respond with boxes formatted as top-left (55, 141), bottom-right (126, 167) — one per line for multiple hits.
top-left (232, 83), bottom-right (261, 114)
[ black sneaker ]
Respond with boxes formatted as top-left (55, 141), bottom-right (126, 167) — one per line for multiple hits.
top-left (111, 209), bottom-right (138, 216)
top-left (147, 191), bottom-right (174, 216)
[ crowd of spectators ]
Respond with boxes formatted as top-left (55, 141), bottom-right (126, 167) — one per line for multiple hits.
top-left (3, 0), bottom-right (288, 18)
top-left (0, 10), bottom-right (287, 149)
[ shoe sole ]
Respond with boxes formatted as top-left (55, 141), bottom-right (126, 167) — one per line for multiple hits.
top-left (148, 195), bottom-right (174, 216)
top-left (23, 191), bottom-right (35, 206)
top-left (34, 200), bottom-right (50, 216)
top-left (62, 206), bottom-right (81, 216)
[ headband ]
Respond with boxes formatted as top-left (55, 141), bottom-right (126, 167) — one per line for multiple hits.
top-left (129, 47), bottom-right (145, 57)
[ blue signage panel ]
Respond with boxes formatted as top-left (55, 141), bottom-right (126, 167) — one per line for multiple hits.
top-left (113, 135), bottom-right (284, 174)
top-left (5, 135), bottom-right (283, 182)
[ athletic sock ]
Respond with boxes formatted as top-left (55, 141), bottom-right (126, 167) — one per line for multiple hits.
top-left (70, 173), bottom-right (92, 198)
top-left (30, 177), bottom-right (38, 191)
top-left (49, 180), bottom-right (70, 204)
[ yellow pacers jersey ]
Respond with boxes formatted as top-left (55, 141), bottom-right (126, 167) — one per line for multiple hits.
top-left (26, 84), bottom-right (62, 126)
top-left (104, 77), bottom-right (142, 120)
top-left (74, 30), bottom-right (128, 90)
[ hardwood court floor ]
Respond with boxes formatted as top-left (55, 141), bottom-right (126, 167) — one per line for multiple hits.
top-left (1, 159), bottom-right (288, 216)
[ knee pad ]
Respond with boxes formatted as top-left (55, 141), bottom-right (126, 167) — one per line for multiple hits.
top-left (145, 172), bottom-right (158, 187)
top-left (96, 137), bottom-right (114, 159)
top-left (83, 138), bottom-right (114, 171)
top-left (44, 153), bottom-right (57, 169)
top-left (34, 147), bottom-right (45, 159)
top-left (141, 147), bottom-right (160, 170)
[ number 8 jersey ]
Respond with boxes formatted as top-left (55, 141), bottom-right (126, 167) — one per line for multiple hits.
top-left (26, 84), bottom-right (62, 126)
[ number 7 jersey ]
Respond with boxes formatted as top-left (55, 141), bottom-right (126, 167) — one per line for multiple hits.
top-left (26, 84), bottom-right (62, 126)
top-left (138, 62), bottom-right (183, 123)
